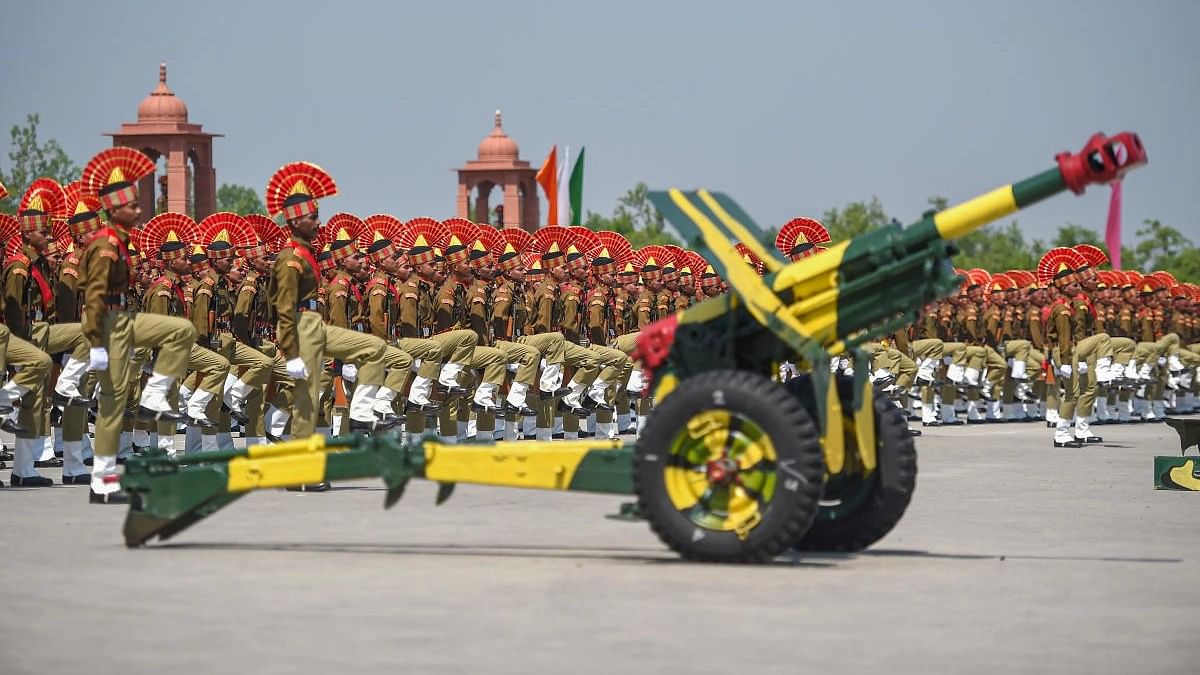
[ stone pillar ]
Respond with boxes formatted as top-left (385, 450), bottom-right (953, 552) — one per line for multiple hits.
top-left (474, 182), bottom-right (493, 223)
top-left (503, 182), bottom-right (520, 229)
top-left (195, 162), bottom-right (216, 220)
top-left (456, 179), bottom-right (470, 219)
top-left (167, 141), bottom-right (188, 216)
top-left (137, 173), bottom-right (156, 226)
top-left (521, 179), bottom-right (540, 232)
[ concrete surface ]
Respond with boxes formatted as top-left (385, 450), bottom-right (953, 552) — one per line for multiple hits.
top-left (1, 420), bottom-right (1196, 674)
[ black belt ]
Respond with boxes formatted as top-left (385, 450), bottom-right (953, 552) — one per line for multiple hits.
top-left (104, 294), bottom-right (128, 308)
top-left (296, 299), bottom-right (319, 311)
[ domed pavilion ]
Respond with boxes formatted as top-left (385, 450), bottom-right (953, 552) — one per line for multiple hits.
top-left (105, 62), bottom-right (221, 222)
top-left (456, 111), bottom-right (539, 231)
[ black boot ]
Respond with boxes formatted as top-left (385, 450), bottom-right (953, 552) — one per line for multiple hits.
top-left (52, 392), bottom-right (97, 409)
top-left (10, 475), bottom-right (54, 487)
top-left (89, 489), bottom-right (131, 504)
top-left (137, 406), bottom-right (185, 423)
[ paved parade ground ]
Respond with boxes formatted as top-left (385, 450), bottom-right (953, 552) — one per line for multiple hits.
top-left (3, 421), bottom-right (1196, 675)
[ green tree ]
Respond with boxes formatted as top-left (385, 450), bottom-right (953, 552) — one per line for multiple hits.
top-left (821, 196), bottom-right (889, 240)
top-left (1163, 247), bottom-right (1200, 283)
top-left (1051, 224), bottom-right (1102, 247)
top-left (0, 113), bottom-right (81, 214)
top-left (954, 221), bottom-right (1040, 271)
top-left (1134, 219), bottom-right (1192, 271)
top-left (215, 183), bottom-right (267, 215)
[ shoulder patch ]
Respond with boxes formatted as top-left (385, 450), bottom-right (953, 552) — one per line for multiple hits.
top-left (62, 267), bottom-right (79, 278)
top-left (286, 260), bottom-right (303, 272)
top-left (370, 288), bottom-right (386, 296)
top-left (98, 250), bottom-right (119, 262)
top-left (403, 292), bottom-right (417, 299)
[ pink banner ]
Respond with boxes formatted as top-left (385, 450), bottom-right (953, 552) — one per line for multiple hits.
top-left (1105, 179), bottom-right (1122, 269)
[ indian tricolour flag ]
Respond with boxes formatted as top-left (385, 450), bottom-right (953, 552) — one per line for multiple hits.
top-left (537, 145), bottom-right (586, 226)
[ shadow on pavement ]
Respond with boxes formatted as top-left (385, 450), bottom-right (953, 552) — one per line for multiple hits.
top-left (152, 540), bottom-right (836, 566)
top-left (803, 548), bottom-right (1182, 564)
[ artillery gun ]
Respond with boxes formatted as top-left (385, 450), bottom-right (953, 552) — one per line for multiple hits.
top-left (119, 131), bottom-right (1146, 562)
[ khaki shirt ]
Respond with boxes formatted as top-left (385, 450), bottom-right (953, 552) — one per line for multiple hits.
top-left (269, 236), bottom-right (320, 361)
top-left (79, 228), bottom-right (133, 348)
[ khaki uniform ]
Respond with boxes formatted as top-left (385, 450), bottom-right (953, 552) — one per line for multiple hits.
top-left (80, 228), bottom-right (196, 457)
top-left (4, 247), bottom-right (90, 439)
top-left (271, 237), bottom-right (386, 438)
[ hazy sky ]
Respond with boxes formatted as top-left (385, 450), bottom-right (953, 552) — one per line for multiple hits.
top-left (2, 0), bottom-right (1196, 244)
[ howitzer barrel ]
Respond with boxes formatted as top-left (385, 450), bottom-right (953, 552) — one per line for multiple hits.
top-left (768, 131), bottom-right (1146, 352)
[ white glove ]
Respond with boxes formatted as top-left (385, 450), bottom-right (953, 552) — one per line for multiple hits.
top-left (286, 357), bottom-right (310, 380)
top-left (341, 363), bottom-right (357, 383)
top-left (88, 347), bottom-right (109, 371)
top-left (1076, 362), bottom-right (1088, 374)
top-left (1058, 364), bottom-right (1072, 378)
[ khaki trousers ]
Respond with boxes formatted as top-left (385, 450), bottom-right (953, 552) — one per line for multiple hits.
top-left (291, 313), bottom-right (386, 438)
top-left (23, 322), bottom-right (89, 439)
top-left (1, 325), bottom-right (51, 424)
top-left (495, 340), bottom-right (540, 386)
top-left (95, 311), bottom-right (195, 457)
top-left (415, 330), bottom-right (478, 380)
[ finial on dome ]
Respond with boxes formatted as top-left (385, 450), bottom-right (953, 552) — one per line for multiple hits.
top-left (494, 109), bottom-right (502, 128)
top-left (160, 61), bottom-right (167, 84)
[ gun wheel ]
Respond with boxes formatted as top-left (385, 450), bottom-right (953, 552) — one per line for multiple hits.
top-left (791, 380), bottom-right (918, 552)
top-left (634, 370), bottom-right (824, 563)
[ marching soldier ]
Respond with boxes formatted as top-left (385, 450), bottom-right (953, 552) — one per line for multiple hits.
top-left (264, 162), bottom-right (394, 452)
top-left (324, 216), bottom-right (408, 429)
top-left (2, 179), bottom-right (92, 485)
top-left (79, 148), bottom-right (197, 503)
top-left (195, 212), bottom-right (273, 432)
top-left (233, 214), bottom-right (293, 445)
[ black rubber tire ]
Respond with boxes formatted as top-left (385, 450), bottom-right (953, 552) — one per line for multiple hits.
top-left (794, 388), bottom-right (918, 552)
top-left (634, 370), bottom-right (825, 563)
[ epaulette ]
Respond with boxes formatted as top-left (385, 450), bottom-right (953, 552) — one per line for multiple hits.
top-left (286, 260), bottom-right (303, 272)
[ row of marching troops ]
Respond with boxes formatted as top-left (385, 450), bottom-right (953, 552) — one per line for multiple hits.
top-left (2, 148), bottom-right (1195, 496)
top-left (755, 218), bottom-right (1200, 448)
top-left (0, 149), bottom-right (729, 499)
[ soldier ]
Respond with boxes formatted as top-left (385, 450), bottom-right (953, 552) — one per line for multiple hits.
top-left (264, 163), bottom-right (395, 453)
top-left (490, 232), bottom-right (575, 433)
top-left (324, 215), bottom-right (409, 429)
top-left (394, 220), bottom-right (481, 415)
top-left (432, 229), bottom-right (508, 428)
top-left (580, 236), bottom-right (636, 439)
top-left (0, 180), bottom-right (86, 484)
top-left (1037, 247), bottom-right (1089, 447)
top-left (0, 214), bottom-right (51, 486)
top-left (362, 216), bottom-right (447, 418)
top-left (195, 212), bottom-right (273, 434)
top-left (233, 214), bottom-right (293, 445)
top-left (79, 148), bottom-right (197, 503)
top-left (458, 223), bottom-right (541, 417)
top-left (527, 227), bottom-right (601, 427)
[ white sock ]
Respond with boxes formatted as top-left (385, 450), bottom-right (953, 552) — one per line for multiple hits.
top-left (349, 384), bottom-right (380, 422)
top-left (140, 373), bottom-right (177, 412)
top-left (90, 454), bottom-right (120, 494)
top-left (186, 389), bottom-right (215, 421)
